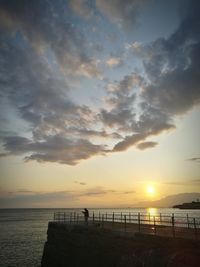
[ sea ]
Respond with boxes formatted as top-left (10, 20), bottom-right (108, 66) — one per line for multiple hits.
top-left (0, 208), bottom-right (200, 267)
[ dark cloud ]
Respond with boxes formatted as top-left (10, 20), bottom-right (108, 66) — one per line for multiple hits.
top-left (69, 0), bottom-right (94, 19)
top-left (80, 182), bottom-right (87, 186)
top-left (0, 35), bottom-right (107, 165)
top-left (112, 104), bottom-right (174, 152)
top-left (111, 0), bottom-right (200, 152)
top-left (69, 0), bottom-right (147, 30)
top-left (1, 135), bottom-right (107, 165)
top-left (96, 0), bottom-right (147, 29)
top-left (136, 141), bottom-right (158, 150)
top-left (101, 108), bottom-right (135, 130)
top-left (100, 73), bottom-right (142, 131)
top-left (17, 189), bottom-right (35, 194)
top-left (72, 129), bottom-right (122, 139)
top-left (0, 153), bottom-right (8, 157)
top-left (80, 187), bottom-right (135, 196)
top-left (187, 157), bottom-right (200, 163)
top-left (82, 190), bottom-right (107, 197)
top-left (0, 0), bottom-right (107, 165)
top-left (142, 0), bottom-right (200, 116)
top-left (113, 133), bottom-right (145, 152)
top-left (100, 68), bottom-right (175, 152)
top-left (0, 0), bottom-right (101, 78)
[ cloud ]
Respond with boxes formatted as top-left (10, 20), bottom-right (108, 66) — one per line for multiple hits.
top-left (141, 1), bottom-right (200, 116)
top-left (0, 186), bottom-right (137, 208)
top-left (81, 187), bottom-right (108, 196)
top-left (111, 104), bottom-right (174, 152)
top-left (187, 157), bottom-right (200, 163)
top-left (0, 34), bottom-right (106, 165)
top-left (69, 0), bottom-right (148, 30)
top-left (80, 182), bottom-right (87, 186)
top-left (0, 0), bottom-right (105, 165)
top-left (112, 0), bottom-right (200, 153)
top-left (100, 73), bottom-right (143, 131)
top-left (0, 0), bottom-right (101, 79)
top-left (1, 135), bottom-right (107, 165)
top-left (69, 0), bottom-right (93, 19)
top-left (113, 133), bottom-right (145, 152)
top-left (0, 0), bottom-right (200, 165)
top-left (136, 141), bottom-right (158, 150)
top-left (0, 190), bottom-right (78, 208)
top-left (125, 41), bottom-right (142, 50)
top-left (106, 57), bottom-right (122, 67)
top-left (0, 152), bottom-right (9, 158)
top-left (74, 181), bottom-right (87, 186)
top-left (96, 0), bottom-right (146, 29)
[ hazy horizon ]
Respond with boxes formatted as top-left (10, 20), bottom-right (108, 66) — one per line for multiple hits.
top-left (1, 191), bottom-right (200, 209)
top-left (0, 0), bottom-right (200, 208)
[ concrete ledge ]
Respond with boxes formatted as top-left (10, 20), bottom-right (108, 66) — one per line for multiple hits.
top-left (41, 222), bottom-right (200, 267)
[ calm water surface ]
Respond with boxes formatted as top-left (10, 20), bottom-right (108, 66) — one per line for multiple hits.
top-left (0, 208), bottom-right (200, 267)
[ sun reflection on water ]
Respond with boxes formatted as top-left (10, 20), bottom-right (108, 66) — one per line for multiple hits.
top-left (147, 207), bottom-right (158, 217)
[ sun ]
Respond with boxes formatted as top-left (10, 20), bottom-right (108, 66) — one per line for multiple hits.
top-left (146, 185), bottom-right (155, 196)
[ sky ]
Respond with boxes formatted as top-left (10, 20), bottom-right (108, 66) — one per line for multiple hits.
top-left (0, 0), bottom-right (200, 208)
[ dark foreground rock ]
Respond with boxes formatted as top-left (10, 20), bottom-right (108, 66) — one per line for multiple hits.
top-left (41, 222), bottom-right (200, 267)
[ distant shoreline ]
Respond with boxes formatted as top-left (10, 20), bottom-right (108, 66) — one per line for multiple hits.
top-left (173, 201), bottom-right (200, 209)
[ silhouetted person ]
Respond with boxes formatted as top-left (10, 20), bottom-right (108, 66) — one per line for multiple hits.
top-left (82, 208), bottom-right (89, 224)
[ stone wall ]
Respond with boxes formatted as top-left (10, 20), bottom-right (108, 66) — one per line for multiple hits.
top-left (41, 222), bottom-right (200, 267)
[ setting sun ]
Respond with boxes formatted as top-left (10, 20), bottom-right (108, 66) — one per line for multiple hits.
top-left (147, 185), bottom-right (155, 196)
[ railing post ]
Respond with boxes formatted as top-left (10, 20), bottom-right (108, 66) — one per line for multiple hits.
top-left (121, 212), bottom-right (122, 223)
top-left (149, 213), bottom-right (151, 224)
top-left (193, 218), bottom-right (197, 240)
top-left (129, 212), bottom-right (131, 223)
top-left (138, 212), bottom-right (141, 232)
top-left (172, 214), bottom-right (175, 238)
top-left (187, 214), bottom-right (190, 229)
top-left (53, 213), bottom-right (55, 221)
top-left (106, 212), bottom-right (107, 221)
top-left (77, 214), bottom-right (79, 224)
top-left (64, 212), bottom-right (66, 223)
top-left (153, 216), bottom-right (156, 235)
top-left (99, 212), bottom-right (101, 222)
top-left (124, 215), bottom-right (127, 232)
top-left (102, 214), bottom-right (104, 228)
top-left (70, 212), bottom-right (72, 224)
top-left (160, 213), bottom-right (162, 224)
top-left (93, 212), bottom-right (94, 225)
top-left (112, 212), bottom-right (115, 228)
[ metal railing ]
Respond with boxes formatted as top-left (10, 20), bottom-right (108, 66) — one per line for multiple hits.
top-left (53, 211), bottom-right (200, 240)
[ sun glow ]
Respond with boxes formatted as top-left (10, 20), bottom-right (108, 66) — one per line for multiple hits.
top-left (146, 185), bottom-right (155, 196)
top-left (147, 207), bottom-right (158, 216)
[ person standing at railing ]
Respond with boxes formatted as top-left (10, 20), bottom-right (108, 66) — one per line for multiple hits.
top-left (82, 208), bottom-right (89, 225)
